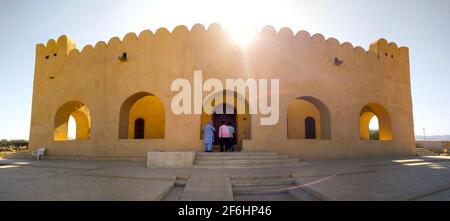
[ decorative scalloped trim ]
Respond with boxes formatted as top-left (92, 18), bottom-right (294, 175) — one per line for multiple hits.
top-left (190, 23), bottom-right (206, 32)
top-left (172, 25), bottom-right (189, 34)
top-left (81, 44), bottom-right (94, 54)
top-left (107, 37), bottom-right (121, 47)
top-left (207, 23), bottom-right (223, 32)
top-left (279, 27), bottom-right (294, 38)
top-left (354, 46), bottom-right (366, 55)
top-left (326, 37), bottom-right (340, 48)
top-left (123, 32), bottom-right (138, 43)
top-left (68, 48), bottom-right (80, 57)
top-left (295, 30), bottom-right (311, 39)
top-left (369, 38), bottom-right (408, 59)
top-left (94, 41), bottom-right (107, 50)
top-left (138, 30), bottom-right (153, 39)
top-left (311, 33), bottom-right (326, 42)
top-left (261, 25), bottom-right (277, 36)
top-left (341, 42), bottom-right (354, 50)
top-left (38, 24), bottom-right (408, 60)
top-left (155, 27), bottom-right (171, 36)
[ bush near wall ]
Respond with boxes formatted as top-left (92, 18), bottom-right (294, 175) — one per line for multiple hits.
top-left (0, 139), bottom-right (29, 148)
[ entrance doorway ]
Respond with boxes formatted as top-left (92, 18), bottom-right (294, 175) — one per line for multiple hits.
top-left (305, 117), bottom-right (316, 139)
top-left (200, 90), bottom-right (251, 152)
top-left (213, 104), bottom-right (237, 145)
top-left (134, 118), bottom-right (145, 139)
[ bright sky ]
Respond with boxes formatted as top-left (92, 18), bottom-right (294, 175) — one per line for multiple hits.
top-left (1, 0), bottom-right (449, 139)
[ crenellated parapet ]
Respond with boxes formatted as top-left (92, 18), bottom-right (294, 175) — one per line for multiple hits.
top-left (35, 23), bottom-right (409, 65)
top-left (369, 38), bottom-right (409, 61)
top-left (36, 35), bottom-right (76, 60)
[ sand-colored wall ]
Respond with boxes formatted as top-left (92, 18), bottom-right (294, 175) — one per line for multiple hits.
top-left (28, 24), bottom-right (415, 160)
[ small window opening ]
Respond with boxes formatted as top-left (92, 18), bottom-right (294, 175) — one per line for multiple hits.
top-left (118, 52), bottom-right (128, 62)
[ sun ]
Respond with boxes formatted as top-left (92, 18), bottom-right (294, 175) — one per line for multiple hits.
top-left (225, 25), bottom-right (258, 47)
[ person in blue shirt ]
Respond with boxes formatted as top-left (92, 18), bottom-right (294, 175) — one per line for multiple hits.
top-left (203, 121), bottom-right (215, 152)
top-left (227, 122), bottom-right (235, 152)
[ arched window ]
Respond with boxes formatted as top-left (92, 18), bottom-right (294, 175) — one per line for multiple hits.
top-left (67, 115), bottom-right (76, 140)
top-left (369, 115), bottom-right (380, 140)
top-left (119, 92), bottom-right (165, 139)
top-left (360, 103), bottom-right (392, 141)
top-left (54, 101), bottom-right (91, 141)
top-left (134, 118), bottom-right (145, 139)
top-left (305, 117), bottom-right (316, 139)
top-left (287, 96), bottom-right (331, 139)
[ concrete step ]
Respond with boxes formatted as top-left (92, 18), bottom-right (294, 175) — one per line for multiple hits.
top-left (416, 148), bottom-right (434, 151)
top-left (196, 152), bottom-right (279, 157)
top-left (233, 185), bottom-right (294, 195)
top-left (232, 178), bottom-right (295, 187)
top-left (161, 186), bottom-right (184, 201)
top-left (194, 158), bottom-right (299, 165)
top-left (234, 193), bottom-right (296, 201)
top-left (416, 148), bottom-right (438, 156)
top-left (174, 176), bottom-right (190, 187)
top-left (231, 174), bottom-right (292, 180)
top-left (288, 188), bottom-right (323, 201)
top-left (193, 162), bottom-right (308, 169)
top-left (195, 155), bottom-right (289, 161)
top-left (194, 151), bottom-right (305, 169)
top-left (179, 175), bottom-right (233, 201)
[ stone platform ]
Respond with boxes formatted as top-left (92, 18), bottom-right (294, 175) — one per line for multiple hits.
top-left (2, 155), bottom-right (450, 201)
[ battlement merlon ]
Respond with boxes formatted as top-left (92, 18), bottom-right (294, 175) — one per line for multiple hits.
top-left (36, 35), bottom-right (76, 58)
top-left (369, 38), bottom-right (409, 62)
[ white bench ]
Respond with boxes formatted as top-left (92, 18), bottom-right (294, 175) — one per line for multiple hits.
top-left (30, 148), bottom-right (46, 160)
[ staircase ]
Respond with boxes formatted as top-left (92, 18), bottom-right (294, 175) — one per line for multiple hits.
top-left (193, 152), bottom-right (307, 169)
top-left (231, 174), bottom-right (324, 201)
top-left (231, 174), bottom-right (296, 195)
top-left (416, 148), bottom-right (439, 156)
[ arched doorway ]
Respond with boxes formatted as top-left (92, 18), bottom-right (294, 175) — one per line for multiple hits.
top-left (212, 104), bottom-right (237, 145)
top-left (287, 96), bottom-right (331, 139)
top-left (54, 101), bottom-right (91, 141)
top-left (134, 118), bottom-right (145, 139)
top-left (200, 90), bottom-right (251, 151)
top-left (305, 117), bottom-right (317, 139)
top-left (119, 92), bottom-right (165, 139)
top-left (360, 103), bottom-right (392, 141)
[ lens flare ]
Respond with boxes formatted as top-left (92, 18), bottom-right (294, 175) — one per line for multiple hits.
top-left (226, 25), bottom-right (257, 47)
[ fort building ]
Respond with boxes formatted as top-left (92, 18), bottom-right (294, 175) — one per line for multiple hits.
top-left (29, 23), bottom-right (415, 161)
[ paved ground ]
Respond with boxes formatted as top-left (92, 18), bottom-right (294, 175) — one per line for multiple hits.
top-left (292, 156), bottom-right (450, 201)
top-left (1, 155), bottom-right (450, 201)
top-left (180, 175), bottom-right (233, 201)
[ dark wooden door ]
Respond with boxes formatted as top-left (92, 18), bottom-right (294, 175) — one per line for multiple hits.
top-left (134, 118), bottom-right (145, 139)
top-left (305, 117), bottom-right (316, 139)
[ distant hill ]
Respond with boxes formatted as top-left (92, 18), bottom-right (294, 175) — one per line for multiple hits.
top-left (416, 135), bottom-right (450, 141)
